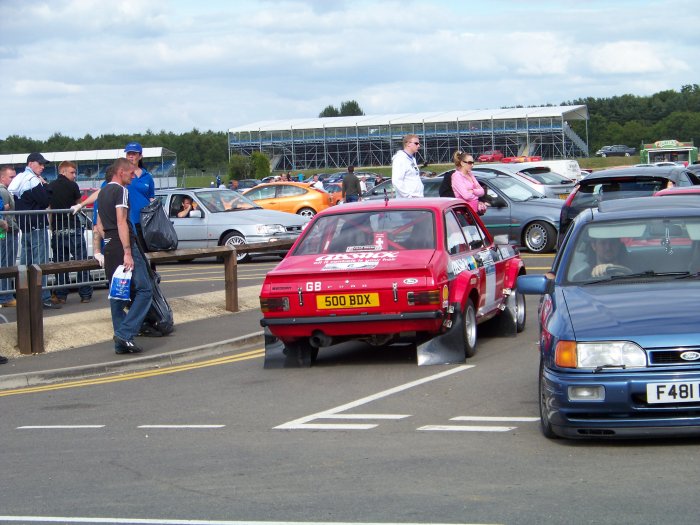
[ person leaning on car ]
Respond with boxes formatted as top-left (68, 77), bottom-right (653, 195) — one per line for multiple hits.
top-left (341, 166), bottom-right (362, 203)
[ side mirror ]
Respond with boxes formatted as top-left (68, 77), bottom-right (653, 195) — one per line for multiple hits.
top-left (491, 196), bottom-right (507, 208)
top-left (189, 209), bottom-right (203, 218)
top-left (516, 274), bottom-right (550, 294)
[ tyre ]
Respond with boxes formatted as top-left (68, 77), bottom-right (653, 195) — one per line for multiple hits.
top-left (523, 221), bottom-right (556, 253)
top-left (297, 207), bottom-right (316, 219)
top-left (539, 361), bottom-right (558, 439)
top-left (221, 231), bottom-right (251, 263)
top-left (508, 285), bottom-right (527, 333)
top-left (463, 299), bottom-right (478, 358)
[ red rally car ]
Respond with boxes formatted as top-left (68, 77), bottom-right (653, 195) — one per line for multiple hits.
top-left (260, 198), bottom-right (527, 367)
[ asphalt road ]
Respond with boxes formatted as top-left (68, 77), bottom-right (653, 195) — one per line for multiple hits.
top-left (2, 253), bottom-right (699, 524)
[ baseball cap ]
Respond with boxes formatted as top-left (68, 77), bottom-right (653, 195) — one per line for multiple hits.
top-left (27, 152), bottom-right (48, 164)
top-left (124, 142), bottom-right (143, 154)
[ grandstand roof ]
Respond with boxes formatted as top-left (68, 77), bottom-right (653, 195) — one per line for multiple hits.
top-left (228, 105), bottom-right (589, 133)
top-left (0, 147), bottom-right (176, 165)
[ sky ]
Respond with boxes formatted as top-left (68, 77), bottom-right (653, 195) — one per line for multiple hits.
top-left (1, 0), bottom-right (698, 141)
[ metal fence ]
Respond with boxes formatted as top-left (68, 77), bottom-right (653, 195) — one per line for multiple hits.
top-left (0, 209), bottom-right (106, 301)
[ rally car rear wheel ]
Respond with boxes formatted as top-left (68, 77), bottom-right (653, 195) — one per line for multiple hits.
top-left (463, 299), bottom-right (477, 358)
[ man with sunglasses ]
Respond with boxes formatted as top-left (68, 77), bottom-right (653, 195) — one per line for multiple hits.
top-left (392, 134), bottom-right (424, 198)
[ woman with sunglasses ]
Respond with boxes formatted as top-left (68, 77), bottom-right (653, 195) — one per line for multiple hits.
top-left (451, 150), bottom-right (486, 214)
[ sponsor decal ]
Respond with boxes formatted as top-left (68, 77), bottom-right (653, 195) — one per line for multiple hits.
top-left (321, 261), bottom-right (379, 271)
top-left (315, 252), bottom-right (398, 262)
top-left (271, 286), bottom-right (294, 291)
top-left (346, 245), bottom-right (379, 252)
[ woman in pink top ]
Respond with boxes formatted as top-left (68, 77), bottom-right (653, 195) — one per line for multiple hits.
top-left (451, 150), bottom-right (485, 214)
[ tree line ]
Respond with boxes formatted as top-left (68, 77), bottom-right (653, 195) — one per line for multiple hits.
top-left (1, 86), bottom-right (698, 168)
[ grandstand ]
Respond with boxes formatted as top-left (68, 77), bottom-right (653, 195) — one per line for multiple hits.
top-left (228, 105), bottom-right (589, 171)
top-left (0, 147), bottom-right (177, 187)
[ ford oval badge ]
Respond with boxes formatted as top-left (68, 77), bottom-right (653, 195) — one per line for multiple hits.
top-left (403, 278), bottom-right (418, 285)
top-left (680, 351), bottom-right (700, 361)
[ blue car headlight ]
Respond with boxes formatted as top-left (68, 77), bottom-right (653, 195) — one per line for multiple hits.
top-left (555, 341), bottom-right (647, 369)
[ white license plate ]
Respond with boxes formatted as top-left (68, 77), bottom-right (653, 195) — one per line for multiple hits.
top-left (647, 382), bottom-right (700, 404)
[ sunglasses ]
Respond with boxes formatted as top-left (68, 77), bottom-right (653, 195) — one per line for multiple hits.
top-left (463, 160), bottom-right (474, 165)
top-left (410, 142), bottom-right (421, 146)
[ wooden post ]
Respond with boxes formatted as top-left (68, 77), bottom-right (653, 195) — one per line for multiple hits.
top-left (27, 264), bottom-right (44, 354)
top-left (223, 246), bottom-right (238, 312)
top-left (14, 266), bottom-right (32, 355)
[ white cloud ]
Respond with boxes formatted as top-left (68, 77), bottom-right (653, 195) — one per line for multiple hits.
top-left (0, 0), bottom-right (698, 140)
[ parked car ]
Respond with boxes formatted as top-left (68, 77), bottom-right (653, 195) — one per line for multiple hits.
top-left (323, 182), bottom-right (343, 205)
top-left (242, 181), bottom-right (333, 219)
top-left (79, 188), bottom-right (98, 209)
top-left (518, 195), bottom-right (700, 439)
top-left (362, 173), bottom-right (563, 253)
top-left (154, 188), bottom-right (306, 263)
top-left (559, 166), bottom-right (700, 240)
top-left (236, 179), bottom-right (260, 190)
top-left (474, 164), bottom-right (575, 200)
top-left (595, 145), bottom-right (636, 157)
top-left (477, 150), bottom-right (504, 162)
top-left (260, 198), bottom-right (526, 368)
top-left (655, 187), bottom-right (700, 197)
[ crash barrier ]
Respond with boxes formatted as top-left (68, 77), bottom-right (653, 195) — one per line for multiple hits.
top-left (0, 209), bottom-right (107, 299)
top-left (5, 240), bottom-right (295, 355)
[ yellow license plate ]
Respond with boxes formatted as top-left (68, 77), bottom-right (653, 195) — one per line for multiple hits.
top-left (558, 193), bottom-right (569, 199)
top-left (317, 293), bottom-right (380, 309)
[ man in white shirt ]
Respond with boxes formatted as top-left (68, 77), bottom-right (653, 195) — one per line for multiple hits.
top-left (392, 134), bottom-right (423, 198)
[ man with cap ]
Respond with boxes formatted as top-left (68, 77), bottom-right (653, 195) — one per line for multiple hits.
top-left (9, 153), bottom-right (61, 309)
top-left (122, 142), bottom-right (155, 254)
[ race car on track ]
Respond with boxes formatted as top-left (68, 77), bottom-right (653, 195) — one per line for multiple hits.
top-left (260, 197), bottom-right (527, 367)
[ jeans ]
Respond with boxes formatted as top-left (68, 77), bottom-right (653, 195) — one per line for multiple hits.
top-left (52, 228), bottom-right (93, 299)
top-left (0, 230), bottom-right (19, 303)
top-left (345, 195), bottom-right (359, 203)
top-left (19, 228), bottom-right (51, 302)
top-left (110, 245), bottom-right (153, 342)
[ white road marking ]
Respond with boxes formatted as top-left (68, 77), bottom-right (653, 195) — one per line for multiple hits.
top-left (418, 416), bottom-right (539, 433)
top-left (275, 365), bottom-right (473, 430)
top-left (0, 518), bottom-right (499, 525)
top-left (16, 425), bottom-right (105, 429)
top-left (418, 425), bottom-right (516, 432)
top-left (137, 425), bottom-right (225, 429)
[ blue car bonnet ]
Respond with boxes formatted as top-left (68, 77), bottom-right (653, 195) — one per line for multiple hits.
top-left (562, 281), bottom-right (700, 347)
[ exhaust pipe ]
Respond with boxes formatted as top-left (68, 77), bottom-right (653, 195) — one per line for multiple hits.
top-left (309, 331), bottom-right (333, 348)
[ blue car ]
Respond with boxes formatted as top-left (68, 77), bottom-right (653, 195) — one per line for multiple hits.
top-left (518, 196), bottom-right (700, 439)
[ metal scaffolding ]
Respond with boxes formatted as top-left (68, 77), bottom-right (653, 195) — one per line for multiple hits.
top-left (228, 106), bottom-right (589, 171)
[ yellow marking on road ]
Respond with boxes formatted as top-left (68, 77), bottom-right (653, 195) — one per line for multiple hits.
top-left (524, 267), bottom-right (551, 271)
top-left (0, 349), bottom-right (264, 397)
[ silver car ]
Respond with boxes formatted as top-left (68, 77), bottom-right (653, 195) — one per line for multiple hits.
top-left (473, 163), bottom-right (575, 199)
top-left (155, 188), bottom-right (307, 262)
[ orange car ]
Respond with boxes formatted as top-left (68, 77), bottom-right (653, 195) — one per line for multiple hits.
top-left (242, 182), bottom-right (332, 219)
top-left (323, 182), bottom-right (343, 205)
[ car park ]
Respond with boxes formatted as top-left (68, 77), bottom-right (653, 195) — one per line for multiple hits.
top-left (472, 163), bottom-right (576, 200)
top-left (260, 198), bottom-right (526, 368)
top-left (596, 145), bottom-right (637, 157)
top-left (363, 174), bottom-right (563, 253)
top-left (154, 188), bottom-right (306, 263)
top-left (518, 196), bottom-right (700, 439)
top-left (559, 166), bottom-right (700, 239)
top-left (242, 181), bottom-right (333, 219)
